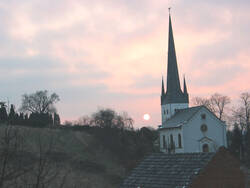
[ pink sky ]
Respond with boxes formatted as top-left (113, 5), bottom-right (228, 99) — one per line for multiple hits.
top-left (0, 0), bottom-right (249, 128)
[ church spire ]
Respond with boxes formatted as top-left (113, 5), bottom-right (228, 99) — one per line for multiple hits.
top-left (166, 14), bottom-right (181, 97)
top-left (162, 12), bottom-right (189, 104)
top-left (161, 10), bottom-right (189, 123)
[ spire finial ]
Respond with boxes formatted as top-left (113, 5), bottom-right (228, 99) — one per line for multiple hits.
top-left (168, 7), bottom-right (171, 15)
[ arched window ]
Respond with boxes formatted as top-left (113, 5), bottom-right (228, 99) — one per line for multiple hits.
top-left (178, 134), bottom-right (182, 148)
top-left (202, 144), bottom-right (209, 152)
top-left (163, 135), bottom-right (166, 148)
top-left (170, 134), bottom-right (174, 148)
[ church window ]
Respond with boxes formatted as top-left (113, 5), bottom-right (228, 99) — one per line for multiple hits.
top-left (178, 134), bottom-right (182, 148)
top-left (163, 135), bottom-right (166, 148)
top-left (166, 109), bottom-right (168, 114)
top-left (202, 144), bottom-right (209, 152)
top-left (201, 124), bottom-right (208, 132)
top-left (201, 114), bottom-right (206, 119)
top-left (170, 134), bottom-right (174, 148)
top-left (164, 110), bottom-right (166, 115)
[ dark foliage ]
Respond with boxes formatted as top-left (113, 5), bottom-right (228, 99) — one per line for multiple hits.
top-left (91, 108), bottom-right (133, 129)
top-left (8, 104), bottom-right (16, 124)
top-left (0, 103), bottom-right (8, 123)
top-left (28, 112), bottom-right (53, 127)
top-left (228, 124), bottom-right (242, 159)
top-left (245, 129), bottom-right (250, 167)
top-left (71, 159), bottom-right (106, 173)
top-left (60, 108), bottom-right (158, 171)
top-left (86, 126), bottom-right (158, 171)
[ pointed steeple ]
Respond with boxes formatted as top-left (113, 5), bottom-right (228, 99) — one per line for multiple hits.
top-left (183, 76), bottom-right (187, 94)
top-left (161, 76), bottom-right (165, 96)
top-left (160, 10), bottom-right (189, 123)
top-left (162, 12), bottom-right (189, 104)
top-left (166, 14), bottom-right (182, 99)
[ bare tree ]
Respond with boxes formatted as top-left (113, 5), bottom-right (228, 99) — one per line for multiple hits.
top-left (20, 131), bottom-right (68, 188)
top-left (192, 93), bottom-right (230, 120)
top-left (19, 90), bottom-right (60, 114)
top-left (232, 92), bottom-right (250, 132)
top-left (117, 112), bottom-right (134, 130)
top-left (77, 115), bottom-right (92, 126)
top-left (210, 93), bottom-right (231, 120)
top-left (0, 126), bottom-right (33, 188)
top-left (240, 92), bottom-right (250, 130)
top-left (192, 96), bottom-right (214, 112)
top-left (0, 126), bottom-right (70, 188)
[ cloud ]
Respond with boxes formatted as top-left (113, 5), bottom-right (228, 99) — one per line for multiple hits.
top-left (0, 0), bottom-right (249, 127)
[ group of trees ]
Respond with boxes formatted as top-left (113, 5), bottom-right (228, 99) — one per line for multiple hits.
top-left (192, 93), bottom-right (231, 121)
top-left (0, 90), bottom-right (61, 127)
top-left (64, 108), bottom-right (158, 170)
top-left (1, 89), bottom-right (250, 169)
top-left (73, 108), bottom-right (133, 129)
top-left (229, 93), bottom-right (250, 166)
top-left (193, 92), bottom-right (250, 166)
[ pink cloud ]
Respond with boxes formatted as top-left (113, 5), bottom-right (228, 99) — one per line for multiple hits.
top-left (0, 0), bottom-right (250, 127)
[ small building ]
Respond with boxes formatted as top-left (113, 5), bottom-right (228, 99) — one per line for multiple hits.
top-left (159, 13), bottom-right (227, 153)
top-left (120, 147), bottom-right (245, 188)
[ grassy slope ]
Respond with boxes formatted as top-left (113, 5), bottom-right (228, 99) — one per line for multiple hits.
top-left (0, 125), bottom-right (126, 188)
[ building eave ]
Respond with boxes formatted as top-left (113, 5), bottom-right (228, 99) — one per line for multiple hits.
top-left (159, 124), bottom-right (183, 130)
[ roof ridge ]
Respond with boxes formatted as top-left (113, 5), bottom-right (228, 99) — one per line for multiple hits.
top-left (155, 152), bottom-right (216, 155)
top-left (164, 106), bottom-right (203, 128)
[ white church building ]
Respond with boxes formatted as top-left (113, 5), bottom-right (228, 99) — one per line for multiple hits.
top-left (159, 14), bottom-right (227, 153)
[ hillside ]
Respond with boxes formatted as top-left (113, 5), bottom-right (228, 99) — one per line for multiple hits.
top-left (0, 125), bottom-right (124, 188)
top-left (0, 125), bottom-right (157, 188)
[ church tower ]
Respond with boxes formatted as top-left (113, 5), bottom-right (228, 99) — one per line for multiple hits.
top-left (161, 14), bottom-right (189, 125)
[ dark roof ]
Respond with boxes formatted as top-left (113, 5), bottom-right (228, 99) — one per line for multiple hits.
top-left (162, 106), bottom-right (202, 128)
top-left (120, 152), bottom-right (215, 188)
top-left (161, 15), bottom-right (188, 105)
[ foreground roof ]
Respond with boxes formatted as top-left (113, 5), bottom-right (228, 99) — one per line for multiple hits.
top-left (120, 152), bottom-right (215, 188)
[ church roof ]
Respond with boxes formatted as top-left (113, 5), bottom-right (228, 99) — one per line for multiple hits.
top-left (120, 152), bottom-right (215, 188)
top-left (162, 106), bottom-right (202, 128)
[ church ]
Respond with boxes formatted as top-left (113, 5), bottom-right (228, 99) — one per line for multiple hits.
top-left (120, 13), bottom-right (243, 188)
top-left (159, 14), bottom-right (227, 153)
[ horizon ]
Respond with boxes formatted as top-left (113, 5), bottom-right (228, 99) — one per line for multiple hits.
top-left (0, 0), bottom-right (250, 128)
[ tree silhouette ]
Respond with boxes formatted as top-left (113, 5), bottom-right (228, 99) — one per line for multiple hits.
top-left (53, 113), bottom-right (60, 126)
top-left (0, 102), bottom-right (8, 123)
top-left (19, 90), bottom-right (60, 114)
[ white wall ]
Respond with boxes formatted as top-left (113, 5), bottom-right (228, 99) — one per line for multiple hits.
top-left (161, 103), bottom-right (188, 124)
top-left (159, 127), bottom-right (184, 153)
top-left (183, 107), bottom-right (227, 153)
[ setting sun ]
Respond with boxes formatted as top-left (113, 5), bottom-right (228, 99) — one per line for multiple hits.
top-left (143, 114), bottom-right (150, 121)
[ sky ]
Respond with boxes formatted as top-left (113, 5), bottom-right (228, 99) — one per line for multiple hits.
top-left (0, 0), bottom-right (250, 128)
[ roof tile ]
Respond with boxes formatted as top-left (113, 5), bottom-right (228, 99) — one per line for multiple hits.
top-left (120, 152), bottom-right (215, 188)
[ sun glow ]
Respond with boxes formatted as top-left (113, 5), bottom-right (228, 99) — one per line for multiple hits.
top-left (143, 114), bottom-right (150, 121)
